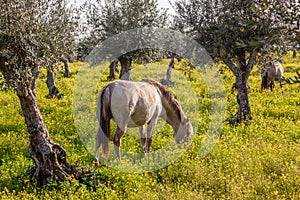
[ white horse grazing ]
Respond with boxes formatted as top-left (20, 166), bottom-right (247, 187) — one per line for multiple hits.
top-left (261, 61), bottom-right (284, 91)
top-left (94, 79), bottom-right (193, 162)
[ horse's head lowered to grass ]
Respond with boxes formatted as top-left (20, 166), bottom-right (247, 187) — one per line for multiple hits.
top-left (174, 117), bottom-right (193, 144)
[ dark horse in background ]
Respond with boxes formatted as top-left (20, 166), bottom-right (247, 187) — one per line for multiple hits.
top-left (94, 79), bottom-right (193, 163)
top-left (261, 61), bottom-right (284, 91)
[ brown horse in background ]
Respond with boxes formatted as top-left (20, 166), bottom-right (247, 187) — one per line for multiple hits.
top-left (261, 61), bottom-right (284, 91)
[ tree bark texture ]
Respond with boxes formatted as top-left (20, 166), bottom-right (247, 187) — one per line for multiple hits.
top-left (235, 72), bottom-right (252, 122)
top-left (166, 55), bottom-right (175, 86)
top-left (107, 60), bottom-right (118, 80)
top-left (16, 79), bottom-right (76, 187)
top-left (119, 56), bottom-right (132, 80)
top-left (293, 49), bottom-right (297, 58)
top-left (160, 55), bottom-right (178, 86)
top-left (46, 70), bottom-right (60, 98)
top-left (63, 60), bottom-right (71, 77)
top-left (234, 50), bottom-right (253, 123)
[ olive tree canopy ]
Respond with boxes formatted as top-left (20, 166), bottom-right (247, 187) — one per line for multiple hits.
top-left (82, 0), bottom-right (169, 79)
top-left (173, 0), bottom-right (299, 122)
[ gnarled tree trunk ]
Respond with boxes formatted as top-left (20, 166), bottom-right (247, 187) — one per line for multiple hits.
top-left (235, 71), bottom-right (252, 122)
top-left (292, 49), bottom-right (297, 58)
top-left (166, 55), bottom-right (175, 86)
top-left (119, 55), bottom-right (132, 80)
top-left (228, 50), bottom-right (256, 123)
top-left (107, 60), bottom-right (118, 80)
top-left (234, 51), bottom-right (253, 122)
top-left (16, 78), bottom-right (77, 187)
top-left (63, 60), bottom-right (71, 77)
top-left (160, 54), bottom-right (175, 86)
top-left (46, 70), bottom-right (60, 98)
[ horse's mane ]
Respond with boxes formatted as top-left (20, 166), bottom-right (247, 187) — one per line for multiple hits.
top-left (140, 79), bottom-right (185, 121)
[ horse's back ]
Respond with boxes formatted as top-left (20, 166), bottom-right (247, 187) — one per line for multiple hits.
top-left (271, 61), bottom-right (283, 77)
top-left (107, 80), bottom-right (162, 128)
top-left (264, 61), bottom-right (284, 80)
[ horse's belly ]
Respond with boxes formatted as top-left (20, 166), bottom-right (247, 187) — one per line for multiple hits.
top-left (111, 116), bottom-right (148, 128)
top-left (128, 112), bottom-right (150, 127)
top-left (127, 120), bottom-right (145, 127)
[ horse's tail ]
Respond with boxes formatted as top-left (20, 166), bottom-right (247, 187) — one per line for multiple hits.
top-left (96, 84), bottom-right (112, 159)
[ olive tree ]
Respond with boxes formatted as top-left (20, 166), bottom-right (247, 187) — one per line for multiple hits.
top-left (174, 0), bottom-right (298, 122)
top-left (83, 0), bottom-right (168, 79)
top-left (0, 0), bottom-right (79, 186)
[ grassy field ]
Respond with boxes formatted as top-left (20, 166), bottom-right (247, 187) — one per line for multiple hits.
top-left (0, 53), bottom-right (299, 199)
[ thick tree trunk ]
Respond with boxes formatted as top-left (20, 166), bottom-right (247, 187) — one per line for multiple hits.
top-left (293, 49), bottom-right (297, 58)
top-left (16, 80), bottom-right (77, 187)
top-left (119, 55), bottom-right (132, 80)
top-left (166, 55), bottom-right (175, 85)
top-left (235, 72), bottom-right (252, 123)
top-left (225, 49), bottom-right (257, 123)
top-left (63, 60), bottom-right (71, 77)
top-left (232, 50), bottom-right (254, 123)
top-left (46, 70), bottom-right (60, 98)
top-left (160, 55), bottom-right (175, 86)
top-left (107, 60), bottom-right (118, 80)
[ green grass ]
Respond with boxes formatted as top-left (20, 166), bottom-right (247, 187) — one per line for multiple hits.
top-left (0, 54), bottom-right (299, 199)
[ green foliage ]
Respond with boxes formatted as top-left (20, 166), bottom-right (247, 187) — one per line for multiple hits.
top-left (0, 0), bottom-right (78, 90)
top-left (0, 56), bottom-right (299, 199)
top-left (80, 0), bottom-right (168, 61)
top-left (173, 0), bottom-right (300, 122)
top-left (173, 0), bottom-right (297, 65)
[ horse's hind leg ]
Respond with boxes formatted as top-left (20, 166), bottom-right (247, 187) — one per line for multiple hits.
top-left (139, 126), bottom-right (146, 153)
top-left (145, 118), bottom-right (158, 154)
top-left (94, 129), bottom-right (101, 164)
top-left (270, 81), bottom-right (274, 91)
top-left (113, 126), bottom-right (125, 160)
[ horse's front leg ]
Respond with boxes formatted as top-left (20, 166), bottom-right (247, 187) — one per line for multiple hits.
top-left (145, 119), bottom-right (158, 154)
top-left (139, 126), bottom-right (146, 153)
top-left (270, 81), bottom-right (275, 91)
top-left (113, 126), bottom-right (125, 160)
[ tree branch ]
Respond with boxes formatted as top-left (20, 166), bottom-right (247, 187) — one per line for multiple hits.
top-left (222, 57), bottom-right (238, 75)
top-left (247, 47), bottom-right (258, 75)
